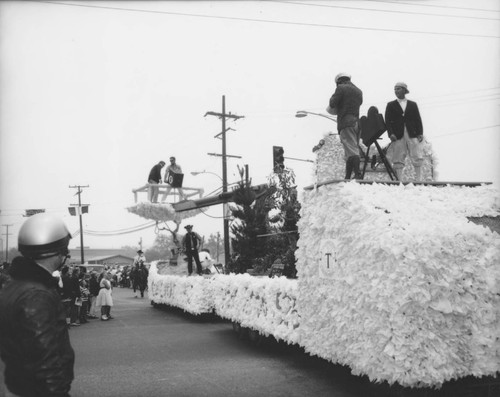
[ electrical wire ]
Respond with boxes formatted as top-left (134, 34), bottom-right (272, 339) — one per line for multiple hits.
top-left (433, 124), bottom-right (500, 138)
top-left (368, 0), bottom-right (500, 13)
top-left (71, 221), bottom-right (156, 237)
top-left (29, 1), bottom-right (500, 39)
top-left (271, 0), bottom-right (500, 21)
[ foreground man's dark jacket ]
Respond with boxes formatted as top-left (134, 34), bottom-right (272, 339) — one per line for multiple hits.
top-left (0, 256), bottom-right (75, 396)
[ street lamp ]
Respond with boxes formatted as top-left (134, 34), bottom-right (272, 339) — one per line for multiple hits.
top-left (190, 171), bottom-right (223, 182)
top-left (295, 110), bottom-right (337, 123)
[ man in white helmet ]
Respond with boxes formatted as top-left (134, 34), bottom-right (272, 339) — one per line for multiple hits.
top-left (328, 73), bottom-right (364, 179)
top-left (0, 213), bottom-right (75, 397)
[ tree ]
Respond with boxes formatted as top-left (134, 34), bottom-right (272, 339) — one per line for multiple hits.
top-left (144, 221), bottom-right (181, 262)
top-left (202, 233), bottom-right (224, 264)
top-left (144, 234), bottom-right (172, 262)
top-left (266, 168), bottom-right (301, 278)
top-left (228, 175), bottom-right (272, 274)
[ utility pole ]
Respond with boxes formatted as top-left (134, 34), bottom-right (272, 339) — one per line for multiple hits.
top-left (216, 231), bottom-right (220, 262)
top-left (1, 224), bottom-right (12, 262)
top-left (205, 95), bottom-right (244, 268)
top-left (69, 185), bottom-right (89, 264)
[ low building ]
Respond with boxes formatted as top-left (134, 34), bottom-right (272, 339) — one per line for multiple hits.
top-left (69, 249), bottom-right (135, 268)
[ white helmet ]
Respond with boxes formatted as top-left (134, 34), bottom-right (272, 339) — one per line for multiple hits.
top-left (18, 213), bottom-right (72, 259)
top-left (335, 72), bottom-right (351, 83)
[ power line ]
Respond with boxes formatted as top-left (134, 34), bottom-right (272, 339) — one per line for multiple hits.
top-left (369, 0), bottom-right (500, 13)
top-left (272, 0), bottom-right (500, 21)
top-left (420, 94), bottom-right (500, 108)
top-left (30, 1), bottom-right (500, 39)
top-left (433, 124), bottom-right (500, 138)
top-left (71, 221), bottom-right (156, 237)
top-left (418, 86), bottom-right (500, 101)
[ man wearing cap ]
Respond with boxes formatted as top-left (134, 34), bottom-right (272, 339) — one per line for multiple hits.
top-left (328, 73), bottom-right (364, 179)
top-left (385, 82), bottom-right (424, 181)
top-left (0, 213), bottom-right (75, 397)
top-left (181, 225), bottom-right (203, 276)
top-left (148, 160), bottom-right (166, 203)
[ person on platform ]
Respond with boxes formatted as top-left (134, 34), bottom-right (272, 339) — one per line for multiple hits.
top-left (328, 72), bottom-right (363, 179)
top-left (384, 82), bottom-right (424, 181)
top-left (0, 213), bottom-right (75, 397)
top-left (148, 160), bottom-right (166, 203)
top-left (161, 156), bottom-right (186, 202)
top-left (181, 225), bottom-right (203, 276)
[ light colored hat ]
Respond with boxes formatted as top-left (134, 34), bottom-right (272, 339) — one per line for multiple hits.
top-left (335, 72), bottom-right (351, 83)
top-left (395, 82), bottom-right (409, 93)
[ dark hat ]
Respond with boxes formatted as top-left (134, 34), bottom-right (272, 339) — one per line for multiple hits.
top-left (137, 249), bottom-right (143, 254)
top-left (184, 225), bottom-right (193, 229)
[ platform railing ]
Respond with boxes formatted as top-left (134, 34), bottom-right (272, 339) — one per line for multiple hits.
top-left (132, 184), bottom-right (204, 204)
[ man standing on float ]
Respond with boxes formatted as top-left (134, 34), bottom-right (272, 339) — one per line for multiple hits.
top-left (328, 72), bottom-right (363, 179)
top-left (384, 81), bottom-right (424, 181)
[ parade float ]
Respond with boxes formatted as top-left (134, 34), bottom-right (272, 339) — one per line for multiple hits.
top-left (133, 131), bottom-right (500, 388)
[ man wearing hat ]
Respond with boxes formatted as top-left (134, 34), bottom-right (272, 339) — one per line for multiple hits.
top-left (384, 82), bottom-right (424, 181)
top-left (181, 225), bottom-right (203, 276)
top-left (133, 249), bottom-right (146, 266)
top-left (132, 249), bottom-right (147, 297)
top-left (328, 72), bottom-right (364, 179)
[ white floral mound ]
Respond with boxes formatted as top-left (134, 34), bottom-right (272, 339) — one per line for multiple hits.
top-left (148, 267), bottom-right (301, 345)
top-left (313, 133), bottom-right (437, 183)
top-left (148, 263), bottom-right (215, 315)
top-left (212, 274), bottom-right (300, 344)
top-left (296, 182), bottom-right (500, 388)
top-left (127, 202), bottom-right (202, 222)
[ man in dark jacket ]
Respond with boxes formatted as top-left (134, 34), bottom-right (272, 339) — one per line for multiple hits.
top-left (88, 271), bottom-right (100, 318)
top-left (134, 263), bottom-right (149, 298)
top-left (60, 265), bottom-right (73, 326)
top-left (68, 267), bottom-right (82, 326)
top-left (0, 213), bottom-right (75, 396)
top-left (181, 224), bottom-right (203, 276)
top-left (329, 73), bottom-right (364, 179)
top-left (147, 160), bottom-right (166, 203)
top-left (385, 82), bottom-right (424, 181)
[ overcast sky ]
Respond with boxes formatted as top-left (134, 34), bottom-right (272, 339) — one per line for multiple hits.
top-left (1, 0), bottom-right (499, 252)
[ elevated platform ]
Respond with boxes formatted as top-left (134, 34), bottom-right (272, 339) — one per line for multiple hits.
top-left (128, 183), bottom-right (271, 222)
top-left (132, 184), bottom-right (204, 204)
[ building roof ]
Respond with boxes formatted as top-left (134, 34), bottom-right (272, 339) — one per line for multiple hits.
top-left (86, 254), bottom-right (134, 262)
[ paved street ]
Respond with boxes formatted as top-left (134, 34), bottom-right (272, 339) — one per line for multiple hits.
top-left (67, 287), bottom-right (376, 397)
top-left (1, 286), bottom-right (497, 397)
